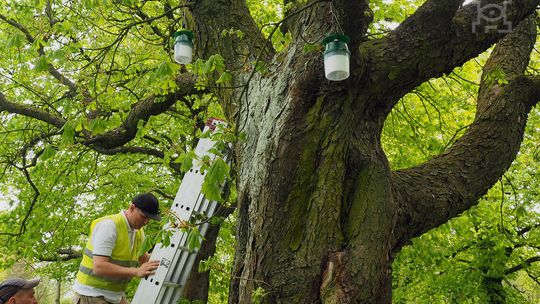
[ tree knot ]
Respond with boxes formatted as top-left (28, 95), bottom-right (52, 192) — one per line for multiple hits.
top-left (320, 250), bottom-right (353, 304)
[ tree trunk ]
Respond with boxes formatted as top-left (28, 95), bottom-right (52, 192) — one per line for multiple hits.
top-left (185, 1), bottom-right (540, 303)
top-left (55, 280), bottom-right (61, 304)
top-left (228, 62), bottom-right (396, 302)
top-left (483, 277), bottom-right (506, 304)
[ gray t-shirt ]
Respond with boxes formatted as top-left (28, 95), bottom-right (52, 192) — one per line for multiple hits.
top-left (73, 211), bottom-right (137, 303)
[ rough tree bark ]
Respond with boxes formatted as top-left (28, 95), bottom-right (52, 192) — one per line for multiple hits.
top-left (186, 0), bottom-right (540, 303)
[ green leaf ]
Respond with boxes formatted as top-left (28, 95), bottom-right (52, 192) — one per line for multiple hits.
top-left (152, 230), bottom-right (164, 246)
top-left (253, 60), bottom-right (267, 74)
top-left (211, 55), bottom-right (225, 73)
top-left (238, 131), bottom-right (247, 142)
top-left (303, 43), bottom-right (320, 53)
top-left (213, 158), bottom-right (231, 181)
top-left (199, 155), bottom-right (211, 173)
top-left (162, 230), bottom-right (171, 247)
top-left (201, 180), bottom-right (221, 202)
top-left (40, 146), bottom-right (56, 161)
top-left (186, 228), bottom-right (203, 251)
top-left (83, 0), bottom-right (97, 8)
top-left (201, 158), bottom-right (230, 201)
top-left (209, 216), bottom-right (225, 225)
top-left (220, 28), bottom-right (245, 40)
top-left (89, 118), bottom-right (108, 134)
top-left (75, 120), bottom-right (84, 132)
top-left (61, 123), bottom-right (75, 145)
top-left (34, 56), bottom-right (49, 72)
top-left (163, 149), bottom-right (172, 166)
top-left (32, 37), bottom-right (47, 52)
top-left (198, 259), bottom-right (210, 273)
top-left (138, 236), bottom-right (153, 257)
top-left (216, 71), bottom-right (232, 84)
top-left (252, 287), bottom-right (268, 304)
top-left (51, 49), bottom-right (66, 61)
top-left (201, 55), bottom-right (225, 75)
top-left (236, 30), bottom-right (244, 39)
top-left (203, 57), bottom-right (214, 74)
top-left (485, 67), bottom-right (508, 85)
top-left (179, 152), bottom-right (195, 172)
top-left (6, 33), bottom-right (23, 49)
top-left (515, 205), bottom-right (527, 218)
top-left (155, 60), bottom-right (174, 78)
top-left (192, 58), bottom-right (205, 74)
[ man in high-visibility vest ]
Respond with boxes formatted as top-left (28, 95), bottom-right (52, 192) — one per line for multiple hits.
top-left (73, 193), bottom-right (161, 304)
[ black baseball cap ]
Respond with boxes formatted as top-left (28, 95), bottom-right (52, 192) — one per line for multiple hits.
top-left (132, 193), bottom-right (161, 221)
top-left (0, 278), bottom-right (40, 303)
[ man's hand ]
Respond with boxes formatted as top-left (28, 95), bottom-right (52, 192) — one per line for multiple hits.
top-left (135, 260), bottom-right (160, 278)
top-left (93, 256), bottom-right (160, 278)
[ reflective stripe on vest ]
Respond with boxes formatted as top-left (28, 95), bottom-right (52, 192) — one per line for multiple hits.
top-left (76, 213), bottom-right (145, 292)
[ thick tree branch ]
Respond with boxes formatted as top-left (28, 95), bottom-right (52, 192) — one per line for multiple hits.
top-left (84, 73), bottom-right (198, 149)
top-left (38, 248), bottom-right (82, 262)
top-left (89, 145), bottom-right (165, 158)
top-left (87, 145), bottom-right (181, 175)
top-left (2, 73), bottom-right (195, 174)
top-left (190, 0), bottom-right (271, 122)
top-left (284, 0), bottom-right (371, 45)
top-left (505, 256), bottom-right (540, 275)
top-left (517, 223), bottom-right (540, 236)
top-left (361, 0), bottom-right (540, 113)
top-left (477, 14), bottom-right (537, 111)
top-left (331, 0), bottom-right (373, 43)
top-left (0, 92), bottom-right (66, 128)
top-left (0, 13), bottom-right (34, 43)
top-left (191, 0), bottom-right (270, 67)
top-left (392, 17), bottom-right (540, 249)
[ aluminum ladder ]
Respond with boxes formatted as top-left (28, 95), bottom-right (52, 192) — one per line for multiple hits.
top-left (132, 118), bottom-right (226, 304)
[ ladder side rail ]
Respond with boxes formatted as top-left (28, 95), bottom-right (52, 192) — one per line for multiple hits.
top-left (167, 159), bottom-right (230, 303)
top-left (157, 152), bottom-right (225, 300)
top-left (158, 197), bottom-right (220, 303)
top-left (151, 194), bottom-right (224, 303)
top-left (169, 197), bottom-right (223, 303)
top-left (132, 119), bottom-right (228, 304)
top-left (132, 173), bottom-right (207, 303)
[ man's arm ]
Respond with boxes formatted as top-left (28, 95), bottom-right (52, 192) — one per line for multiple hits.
top-left (93, 256), bottom-right (159, 278)
top-left (90, 219), bottom-right (159, 278)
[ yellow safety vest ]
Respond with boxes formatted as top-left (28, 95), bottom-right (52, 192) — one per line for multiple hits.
top-left (76, 213), bottom-right (145, 292)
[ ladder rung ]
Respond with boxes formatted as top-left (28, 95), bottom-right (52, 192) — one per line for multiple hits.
top-left (178, 246), bottom-right (199, 253)
top-left (162, 281), bottom-right (182, 288)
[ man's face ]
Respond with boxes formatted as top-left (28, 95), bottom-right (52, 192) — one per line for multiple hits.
top-left (132, 206), bottom-right (150, 229)
top-left (10, 288), bottom-right (37, 304)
